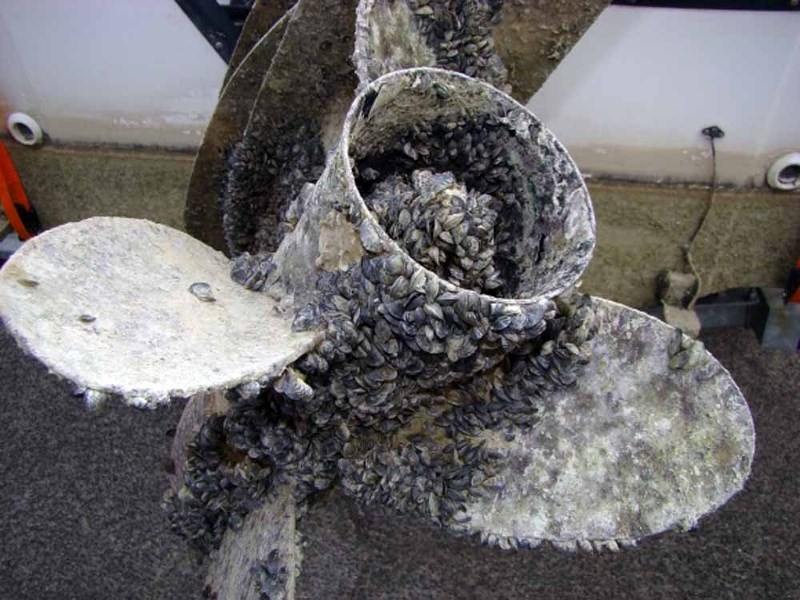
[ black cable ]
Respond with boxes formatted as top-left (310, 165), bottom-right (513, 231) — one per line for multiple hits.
top-left (685, 125), bottom-right (726, 308)
top-left (701, 125), bottom-right (725, 187)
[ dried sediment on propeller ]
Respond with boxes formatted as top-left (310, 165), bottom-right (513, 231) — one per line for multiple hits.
top-left (355, 0), bottom-right (508, 90)
top-left (0, 217), bottom-right (319, 409)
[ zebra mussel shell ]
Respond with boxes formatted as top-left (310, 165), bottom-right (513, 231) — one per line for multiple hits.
top-left (221, 119), bottom-right (326, 259)
top-left (355, 0), bottom-right (509, 91)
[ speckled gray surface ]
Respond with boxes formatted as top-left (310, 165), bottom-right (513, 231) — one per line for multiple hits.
top-left (1, 325), bottom-right (798, 599)
top-left (0, 327), bottom-right (204, 600)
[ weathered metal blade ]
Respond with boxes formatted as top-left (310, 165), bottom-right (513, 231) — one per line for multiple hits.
top-left (338, 296), bottom-right (753, 550)
top-left (493, 0), bottom-right (610, 102)
top-left (455, 297), bottom-right (755, 550)
top-left (205, 487), bottom-right (300, 600)
top-left (0, 217), bottom-right (319, 408)
top-left (218, 0), bottom-right (359, 258)
top-left (225, 0), bottom-right (298, 88)
top-left (185, 10), bottom-right (294, 252)
top-left (354, 0), bottom-right (610, 102)
top-left (354, 0), bottom-right (510, 90)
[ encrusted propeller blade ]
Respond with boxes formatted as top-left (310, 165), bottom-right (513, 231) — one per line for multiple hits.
top-left (205, 487), bottom-right (300, 600)
top-left (185, 10), bottom-right (294, 252)
top-left (0, 217), bottom-right (319, 408)
top-left (456, 298), bottom-right (755, 546)
top-left (338, 297), bottom-right (754, 551)
top-left (216, 0), bottom-right (359, 259)
top-left (224, 0), bottom-right (297, 87)
top-left (355, 0), bottom-right (510, 90)
top-left (491, 0), bottom-right (610, 101)
top-left (456, 299), bottom-right (754, 551)
top-left (354, 0), bottom-right (610, 101)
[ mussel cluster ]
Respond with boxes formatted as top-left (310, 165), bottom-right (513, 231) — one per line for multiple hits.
top-left (168, 0), bottom-right (596, 558)
top-left (0, 0), bottom-right (755, 591)
top-left (356, 0), bottom-right (508, 90)
top-left (365, 170), bottom-right (505, 293)
top-left (404, 0), bottom-right (508, 87)
top-left (222, 119), bottom-right (325, 256)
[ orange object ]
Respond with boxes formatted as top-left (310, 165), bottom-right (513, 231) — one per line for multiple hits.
top-left (787, 257), bottom-right (800, 305)
top-left (0, 138), bottom-right (40, 240)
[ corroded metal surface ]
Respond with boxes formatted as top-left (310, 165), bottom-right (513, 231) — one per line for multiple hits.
top-left (0, 217), bottom-right (319, 407)
top-left (458, 298), bottom-right (755, 548)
